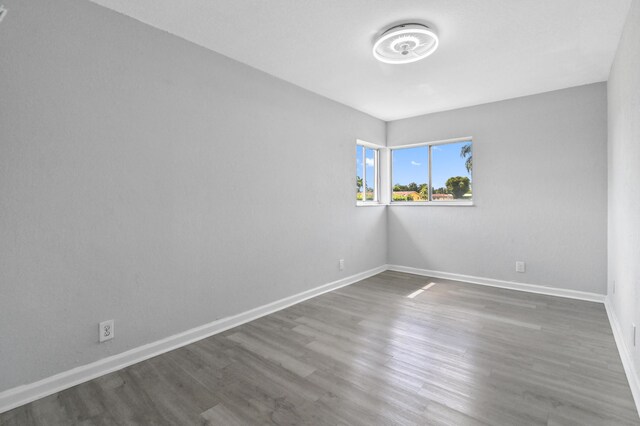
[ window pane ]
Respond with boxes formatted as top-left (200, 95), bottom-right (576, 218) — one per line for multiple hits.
top-left (356, 146), bottom-right (363, 201)
top-left (431, 141), bottom-right (472, 201)
top-left (356, 145), bottom-right (377, 203)
top-left (365, 148), bottom-right (375, 201)
top-left (392, 146), bottom-right (429, 202)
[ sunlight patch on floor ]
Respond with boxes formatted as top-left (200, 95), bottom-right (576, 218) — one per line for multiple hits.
top-left (407, 282), bottom-right (436, 298)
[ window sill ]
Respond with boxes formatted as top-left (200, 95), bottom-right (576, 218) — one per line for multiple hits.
top-left (356, 202), bottom-right (385, 207)
top-left (390, 201), bottom-right (474, 207)
top-left (357, 201), bottom-right (474, 207)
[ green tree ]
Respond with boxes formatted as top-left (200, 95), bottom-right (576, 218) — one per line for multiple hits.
top-left (357, 176), bottom-right (363, 193)
top-left (460, 143), bottom-right (473, 174)
top-left (446, 176), bottom-right (471, 199)
top-left (407, 182), bottom-right (418, 192)
top-left (393, 184), bottom-right (408, 191)
top-left (419, 184), bottom-right (429, 200)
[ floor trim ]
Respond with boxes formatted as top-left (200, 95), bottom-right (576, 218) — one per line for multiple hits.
top-left (0, 265), bottom-right (387, 414)
top-left (387, 264), bottom-right (606, 303)
top-left (605, 297), bottom-right (640, 417)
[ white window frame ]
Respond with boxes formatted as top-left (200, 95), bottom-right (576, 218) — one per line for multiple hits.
top-left (356, 140), bottom-right (382, 206)
top-left (389, 136), bottom-right (473, 206)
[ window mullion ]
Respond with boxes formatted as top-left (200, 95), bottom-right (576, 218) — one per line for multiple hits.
top-left (374, 149), bottom-right (379, 202)
top-left (361, 146), bottom-right (366, 202)
top-left (428, 145), bottom-right (433, 201)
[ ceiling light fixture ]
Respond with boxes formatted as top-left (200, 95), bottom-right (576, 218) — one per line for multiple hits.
top-left (373, 23), bottom-right (439, 64)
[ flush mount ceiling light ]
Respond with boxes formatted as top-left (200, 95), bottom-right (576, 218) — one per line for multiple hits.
top-left (373, 23), bottom-right (439, 64)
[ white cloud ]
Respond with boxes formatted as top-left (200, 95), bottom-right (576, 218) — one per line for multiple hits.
top-left (432, 146), bottom-right (442, 151)
top-left (365, 158), bottom-right (375, 166)
top-left (411, 161), bottom-right (421, 166)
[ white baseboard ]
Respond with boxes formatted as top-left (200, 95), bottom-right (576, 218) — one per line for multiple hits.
top-left (605, 297), bottom-right (640, 417)
top-left (0, 265), bottom-right (387, 414)
top-left (387, 264), bottom-right (606, 303)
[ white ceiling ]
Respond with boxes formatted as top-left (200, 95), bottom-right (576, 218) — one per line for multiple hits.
top-left (89, 0), bottom-right (631, 121)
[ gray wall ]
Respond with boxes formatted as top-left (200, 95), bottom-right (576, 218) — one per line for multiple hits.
top-left (0, 0), bottom-right (386, 391)
top-left (608, 0), bottom-right (640, 388)
top-left (387, 83), bottom-right (608, 294)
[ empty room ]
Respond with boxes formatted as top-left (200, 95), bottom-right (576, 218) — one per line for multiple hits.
top-left (1, 0), bottom-right (639, 424)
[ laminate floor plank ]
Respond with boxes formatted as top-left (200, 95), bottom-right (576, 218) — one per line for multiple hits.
top-left (2, 271), bottom-right (638, 425)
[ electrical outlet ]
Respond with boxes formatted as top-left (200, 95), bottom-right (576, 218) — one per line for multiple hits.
top-left (99, 320), bottom-right (114, 343)
top-left (339, 259), bottom-right (345, 271)
top-left (515, 261), bottom-right (526, 273)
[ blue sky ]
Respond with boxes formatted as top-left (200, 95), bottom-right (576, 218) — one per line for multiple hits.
top-left (392, 141), bottom-right (471, 189)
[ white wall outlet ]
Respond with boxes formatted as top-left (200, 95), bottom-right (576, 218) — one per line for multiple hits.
top-left (339, 259), bottom-right (345, 271)
top-left (99, 320), bottom-right (114, 343)
top-left (515, 261), bottom-right (526, 273)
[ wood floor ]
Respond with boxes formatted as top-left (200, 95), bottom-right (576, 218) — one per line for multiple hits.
top-left (2, 271), bottom-right (638, 425)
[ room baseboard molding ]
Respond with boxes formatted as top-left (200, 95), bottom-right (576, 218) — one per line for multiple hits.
top-left (386, 264), bottom-right (606, 303)
top-left (605, 297), bottom-right (640, 417)
top-left (0, 265), bottom-right (387, 414)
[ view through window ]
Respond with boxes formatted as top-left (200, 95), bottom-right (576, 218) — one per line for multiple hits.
top-left (391, 139), bottom-right (472, 202)
top-left (356, 144), bottom-right (378, 202)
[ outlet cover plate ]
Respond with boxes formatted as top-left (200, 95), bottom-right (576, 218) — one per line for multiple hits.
top-left (99, 320), bottom-right (114, 343)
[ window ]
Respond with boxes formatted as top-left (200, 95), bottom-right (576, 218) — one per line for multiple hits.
top-left (391, 138), bottom-right (472, 203)
top-left (356, 142), bottom-right (379, 203)
top-left (391, 145), bottom-right (429, 201)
